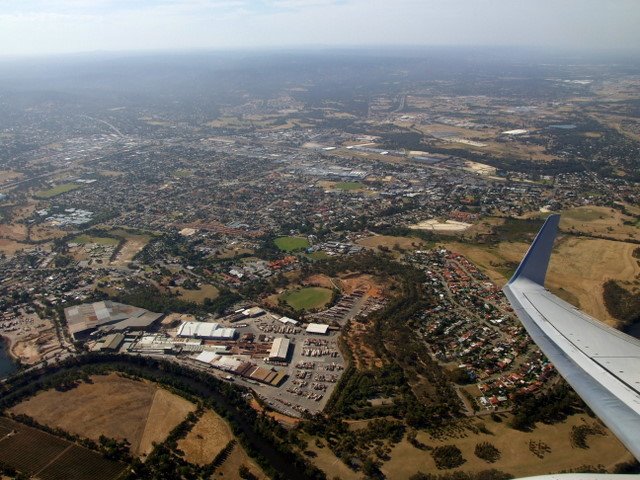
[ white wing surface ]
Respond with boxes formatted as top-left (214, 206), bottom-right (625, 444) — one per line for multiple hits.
top-left (503, 214), bottom-right (640, 460)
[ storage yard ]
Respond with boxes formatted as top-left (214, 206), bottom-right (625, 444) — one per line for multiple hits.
top-left (78, 303), bottom-right (348, 417)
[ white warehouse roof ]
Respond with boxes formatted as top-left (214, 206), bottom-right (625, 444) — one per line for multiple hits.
top-left (306, 323), bottom-right (329, 335)
top-left (178, 321), bottom-right (236, 340)
top-left (269, 337), bottom-right (290, 360)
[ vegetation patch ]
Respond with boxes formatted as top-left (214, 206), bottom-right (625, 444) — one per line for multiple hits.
top-left (35, 183), bottom-right (82, 199)
top-left (474, 441), bottom-right (501, 463)
top-left (431, 444), bottom-right (466, 469)
top-left (281, 286), bottom-right (333, 311)
top-left (570, 423), bottom-right (605, 449)
top-left (603, 280), bottom-right (640, 327)
top-left (274, 236), bottom-right (310, 252)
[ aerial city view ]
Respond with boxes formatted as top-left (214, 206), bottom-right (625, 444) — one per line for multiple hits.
top-left (0, 1), bottom-right (639, 479)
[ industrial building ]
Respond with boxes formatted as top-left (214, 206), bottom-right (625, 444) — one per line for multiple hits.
top-left (193, 351), bottom-right (287, 387)
top-left (306, 323), bottom-right (329, 335)
top-left (64, 301), bottom-right (163, 340)
top-left (268, 337), bottom-right (291, 362)
top-left (177, 321), bottom-right (236, 340)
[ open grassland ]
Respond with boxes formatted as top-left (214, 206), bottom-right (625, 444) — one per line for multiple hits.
top-left (308, 415), bottom-right (632, 480)
top-left (282, 286), bottom-right (333, 311)
top-left (9, 373), bottom-right (195, 457)
top-left (0, 417), bottom-right (125, 480)
top-left (444, 236), bottom-right (640, 326)
top-left (559, 206), bottom-right (640, 242)
top-left (71, 234), bottom-right (120, 246)
top-left (357, 234), bottom-right (426, 251)
top-left (173, 284), bottom-right (220, 304)
top-left (177, 410), bottom-right (234, 465)
top-left (137, 388), bottom-right (196, 456)
top-left (274, 235), bottom-right (310, 252)
top-left (35, 183), bottom-right (82, 199)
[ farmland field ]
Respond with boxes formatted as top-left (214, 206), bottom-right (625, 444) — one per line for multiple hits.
top-left (9, 373), bottom-right (195, 457)
top-left (281, 286), bottom-right (333, 310)
top-left (0, 417), bottom-right (125, 480)
top-left (274, 236), bottom-right (310, 252)
top-left (35, 183), bottom-right (82, 198)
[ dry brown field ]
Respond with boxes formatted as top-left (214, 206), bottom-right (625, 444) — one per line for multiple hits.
top-left (177, 410), bottom-right (234, 465)
top-left (384, 416), bottom-right (632, 479)
top-left (357, 234), bottom-right (425, 251)
top-left (0, 238), bottom-right (27, 254)
top-left (0, 223), bottom-right (28, 241)
top-left (559, 206), bottom-right (640, 242)
top-left (211, 442), bottom-right (268, 480)
top-left (308, 414), bottom-right (633, 480)
top-left (108, 229), bottom-right (152, 266)
top-left (172, 284), bottom-right (220, 303)
top-left (0, 170), bottom-right (23, 184)
top-left (137, 388), bottom-right (196, 456)
top-left (9, 373), bottom-right (195, 457)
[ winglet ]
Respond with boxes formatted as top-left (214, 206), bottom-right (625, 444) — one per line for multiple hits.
top-left (508, 214), bottom-right (560, 286)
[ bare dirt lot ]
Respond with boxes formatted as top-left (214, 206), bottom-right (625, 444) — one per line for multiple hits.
top-left (108, 229), bottom-right (153, 267)
top-left (9, 373), bottom-right (195, 457)
top-left (177, 410), bottom-right (234, 465)
top-left (343, 318), bottom-right (385, 370)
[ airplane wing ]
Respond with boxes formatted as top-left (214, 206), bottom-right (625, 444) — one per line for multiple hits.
top-left (503, 214), bottom-right (640, 461)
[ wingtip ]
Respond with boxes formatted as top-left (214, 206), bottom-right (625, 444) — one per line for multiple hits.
top-left (508, 214), bottom-right (560, 286)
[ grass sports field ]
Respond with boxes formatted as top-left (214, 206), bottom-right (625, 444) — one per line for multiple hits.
top-left (35, 183), bottom-right (82, 199)
top-left (335, 181), bottom-right (364, 190)
top-left (281, 286), bottom-right (333, 310)
top-left (274, 236), bottom-right (310, 252)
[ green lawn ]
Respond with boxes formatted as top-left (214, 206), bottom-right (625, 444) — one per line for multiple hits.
top-left (335, 181), bottom-right (364, 191)
top-left (35, 183), bottom-right (82, 199)
top-left (274, 236), bottom-right (310, 252)
top-left (306, 251), bottom-right (330, 261)
top-left (281, 287), bottom-right (333, 311)
top-left (71, 235), bottom-right (120, 246)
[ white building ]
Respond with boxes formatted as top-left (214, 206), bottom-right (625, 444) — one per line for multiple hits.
top-left (177, 321), bottom-right (236, 340)
top-left (269, 337), bottom-right (291, 362)
top-left (306, 323), bottom-right (329, 335)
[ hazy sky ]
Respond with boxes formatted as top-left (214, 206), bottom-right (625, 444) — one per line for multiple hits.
top-left (1, 0), bottom-right (639, 56)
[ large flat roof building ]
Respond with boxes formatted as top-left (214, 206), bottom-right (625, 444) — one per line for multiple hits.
top-left (268, 337), bottom-right (291, 362)
top-left (65, 301), bottom-right (163, 340)
top-left (306, 323), bottom-right (329, 335)
top-left (177, 321), bottom-right (236, 340)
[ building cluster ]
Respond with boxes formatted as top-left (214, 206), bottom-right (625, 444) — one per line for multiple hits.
top-left (409, 249), bottom-right (557, 411)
